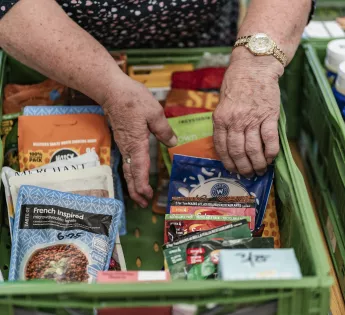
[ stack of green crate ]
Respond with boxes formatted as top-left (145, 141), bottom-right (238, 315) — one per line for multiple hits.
top-left (295, 39), bottom-right (345, 298)
top-left (0, 51), bottom-right (332, 315)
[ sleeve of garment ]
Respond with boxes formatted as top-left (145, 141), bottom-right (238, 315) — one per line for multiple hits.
top-left (0, 1), bottom-right (18, 20)
top-left (308, 0), bottom-right (316, 24)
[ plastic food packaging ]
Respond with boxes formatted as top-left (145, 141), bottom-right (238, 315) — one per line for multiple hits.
top-left (167, 155), bottom-right (274, 230)
top-left (165, 89), bottom-right (219, 111)
top-left (171, 68), bottom-right (226, 91)
top-left (3, 79), bottom-right (67, 114)
top-left (97, 271), bottom-right (172, 315)
top-left (23, 105), bottom-right (104, 116)
top-left (166, 196), bottom-right (256, 242)
top-left (161, 112), bottom-right (213, 174)
top-left (164, 106), bottom-right (210, 118)
top-left (22, 105), bottom-right (126, 235)
top-left (163, 220), bottom-right (252, 280)
top-left (9, 185), bottom-right (123, 282)
top-left (165, 214), bottom-right (254, 243)
top-left (219, 249), bottom-right (302, 280)
top-left (2, 151), bottom-right (100, 236)
top-left (18, 113), bottom-right (111, 170)
top-left (168, 136), bottom-right (218, 161)
top-left (185, 237), bottom-right (274, 280)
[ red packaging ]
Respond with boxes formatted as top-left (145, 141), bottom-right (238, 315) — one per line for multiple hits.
top-left (164, 106), bottom-right (210, 118)
top-left (97, 271), bottom-right (172, 315)
top-left (171, 68), bottom-right (226, 90)
top-left (164, 213), bottom-right (254, 243)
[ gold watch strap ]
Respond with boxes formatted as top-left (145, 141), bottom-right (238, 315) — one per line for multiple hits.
top-left (234, 35), bottom-right (287, 67)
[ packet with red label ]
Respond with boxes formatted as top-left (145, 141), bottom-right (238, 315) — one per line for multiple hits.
top-left (164, 106), bottom-right (210, 118)
top-left (165, 213), bottom-right (254, 243)
top-left (165, 89), bottom-right (219, 111)
top-left (171, 68), bottom-right (226, 90)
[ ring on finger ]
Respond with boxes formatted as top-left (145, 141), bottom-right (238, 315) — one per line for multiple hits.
top-left (124, 157), bottom-right (131, 164)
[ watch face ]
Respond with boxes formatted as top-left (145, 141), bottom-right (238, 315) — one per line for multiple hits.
top-left (247, 33), bottom-right (274, 55)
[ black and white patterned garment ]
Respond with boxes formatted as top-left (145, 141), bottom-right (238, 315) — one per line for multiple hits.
top-left (0, 0), bottom-right (240, 49)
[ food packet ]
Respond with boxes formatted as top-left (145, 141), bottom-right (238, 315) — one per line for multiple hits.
top-left (7, 164), bottom-right (126, 271)
top-left (3, 79), bottom-right (67, 115)
top-left (164, 106), bottom-right (210, 118)
top-left (23, 105), bottom-right (104, 116)
top-left (168, 136), bottom-right (218, 161)
top-left (262, 186), bottom-right (280, 248)
top-left (9, 185), bottom-right (123, 282)
top-left (165, 89), bottom-right (219, 111)
top-left (22, 105), bottom-right (126, 235)
top-left (161, 112), bottom-right (213, 175)
top-left (166, 197), bottom-right (256, 241)
top-left (163, 220), bottom-right (251, 280)
top-left (165, 213), bottom-right (254, 243)
top-left (167, 155), bottom-right (274, 230)
top-left (2, 151), bottom-right (100, 236)
top-left (3, 120), bottom-right (19, 171)
top-left (18, 113), bottom-right (111, 171)
top-left (185, 237), bottom-right (274, 280)
top-left (153, 113), bottom-right (213, 215)
top-left (171, 68), bottom-right (226, 91)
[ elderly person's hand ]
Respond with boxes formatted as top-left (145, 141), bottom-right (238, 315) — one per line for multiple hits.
top-left (213, 48), bottom-right (284, 177)
top-left (103, 74), bottom-right (176, 208)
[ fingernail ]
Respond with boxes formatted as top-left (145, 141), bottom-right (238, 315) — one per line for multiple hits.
top-left (139, 202), bottom-right (148, 209)
top-left (266, 158), bottom-right (273, 164)
top-left (167, 135), bottom-right (178, 147)
top-left (256, 170), bottom-right (266, 177)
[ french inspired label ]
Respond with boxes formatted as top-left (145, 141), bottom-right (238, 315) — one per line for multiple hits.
top-left (20, 204), bottom-right (112, 236)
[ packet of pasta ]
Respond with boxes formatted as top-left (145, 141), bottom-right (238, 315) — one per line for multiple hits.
top-left (18, 113), bottom-right (111, 171)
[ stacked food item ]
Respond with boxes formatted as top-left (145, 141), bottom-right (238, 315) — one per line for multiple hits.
top-left (0, 52), bottom-right (302, 314)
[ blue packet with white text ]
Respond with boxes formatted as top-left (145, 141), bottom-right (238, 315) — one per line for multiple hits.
top-left (9, 185), bottom-right (123, 282)
top-left (167, 155), bottom-right (274, 230)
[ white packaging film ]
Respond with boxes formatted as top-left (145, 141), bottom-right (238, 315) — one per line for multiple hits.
top-left (2, 153), bottom-right (126, 271)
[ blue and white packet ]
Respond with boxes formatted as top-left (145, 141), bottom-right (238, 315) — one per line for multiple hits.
top-left (9, 185), bottom-right (123, 282)
top-left (23, 105), bottom-right (104, 116)
top-left (23, 105), bottom-right (127, 236)
top-left (167, 155), bottom-right (274, 230)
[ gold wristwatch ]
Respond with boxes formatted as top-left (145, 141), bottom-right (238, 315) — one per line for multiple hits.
top-left (234, 33), bottom-right (287, 67)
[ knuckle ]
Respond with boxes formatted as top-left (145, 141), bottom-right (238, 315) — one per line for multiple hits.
top-left (246, 145), bottom-right (260, 156)
top-left (213, 111), bottom-right (226, 126)
top-left (229, 149), bottom-right (246, 160)
top-left (263, 129), bottom-right (278, 142)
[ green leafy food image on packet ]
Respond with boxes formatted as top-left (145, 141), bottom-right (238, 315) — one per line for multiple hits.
top-left (160, 112), bottom-right (213, 175)
top-left (163, 220), bottom-right (251, 280)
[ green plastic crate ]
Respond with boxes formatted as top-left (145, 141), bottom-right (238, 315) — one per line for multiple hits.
top-left (0, 52), bottom-right (332, 315)
top-left (298, 40), bottom-right (345, 299)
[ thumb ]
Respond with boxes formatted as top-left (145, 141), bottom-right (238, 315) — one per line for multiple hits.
top-left (148, 107), bottom-right (177, 147)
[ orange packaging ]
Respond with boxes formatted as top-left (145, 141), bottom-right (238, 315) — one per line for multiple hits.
top-left (18, 114), bottom-right (111, 171)
top-left (165, 89), bottom-right (219, 111)
top-left (168, 136), bottom-right (219, 161)
top-left (3, 79), bottom-right (67, 114)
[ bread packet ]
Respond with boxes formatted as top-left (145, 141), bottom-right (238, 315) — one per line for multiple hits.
top-left (168, 155), bottom-right (274, 231)
top-left (18, 113), bottom-right (111, 171)
top-left (9, 186), bottom-right (123, 282)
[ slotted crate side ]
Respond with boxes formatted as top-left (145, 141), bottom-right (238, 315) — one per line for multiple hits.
top-left (303, 42), bottom-right (345, 244)
top-left (299, 127), bottom-right (345, 297)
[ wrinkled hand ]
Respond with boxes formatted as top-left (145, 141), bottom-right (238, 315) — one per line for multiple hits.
top-left (213, 49), bottom-right (284, 177)
top-left (103, 74), bottom-right (177, 208)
